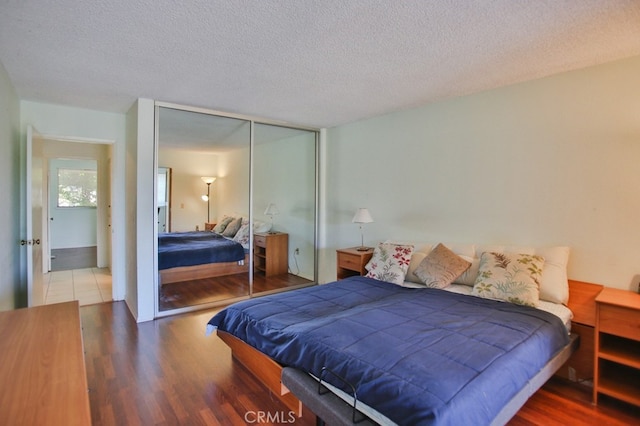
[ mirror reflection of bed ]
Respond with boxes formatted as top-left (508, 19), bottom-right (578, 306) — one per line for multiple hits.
top-left (156, 105), bottom-right (317, 314)
top-left (157, 224), bottom-right (314, 311)
top-left (159, 269), bottom-right (314, 311)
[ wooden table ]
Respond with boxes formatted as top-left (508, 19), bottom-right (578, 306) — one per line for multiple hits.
top-left (0, 301), bottom-right (91, 425)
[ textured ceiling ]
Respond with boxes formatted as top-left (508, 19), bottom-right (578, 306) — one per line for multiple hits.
top-left (1, 0), bottom-right (640, 128)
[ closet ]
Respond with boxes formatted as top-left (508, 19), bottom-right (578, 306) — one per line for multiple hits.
top-left (154, 103), bottom-right (318, 315)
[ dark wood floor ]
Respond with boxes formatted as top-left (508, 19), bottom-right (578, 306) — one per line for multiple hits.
top-left (81, 302), bottom-right (640, 425)
top-left (159, 272), bottom-right (314, 311)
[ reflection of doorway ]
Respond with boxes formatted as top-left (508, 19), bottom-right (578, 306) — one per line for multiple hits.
top-left (157, 167), bottom-right (171, 232)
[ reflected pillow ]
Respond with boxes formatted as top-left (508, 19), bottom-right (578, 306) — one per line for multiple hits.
top-left (222, 217), bottom-right (242, 237)
top-left (254, 220), bottom-right (272, 233)
top-left (233, 222), bottom-right (250, 247)
top-left (213, 216), bottom-right (234, 234)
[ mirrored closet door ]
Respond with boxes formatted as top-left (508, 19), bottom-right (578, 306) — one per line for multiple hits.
top-left (252, 123), bottom-right (317, 296)
top-left (156, 106), bottom-right (251, 312)
top-left (155, 104), bottom-right (318, 316)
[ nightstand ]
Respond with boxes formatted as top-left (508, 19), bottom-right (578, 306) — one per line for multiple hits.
top-left (204, 222), bottom-right (217, 231)
top-left (254, 232), bottom-right (288, 276)
top-left (336, 247), bottom-right (374, 279)
top-left (593, 287), bottom-right (640, 406)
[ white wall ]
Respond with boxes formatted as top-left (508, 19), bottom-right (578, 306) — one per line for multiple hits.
top-left (157, 148), bottom-right (221, 232)
top-left (324, 55), bottom-right (640, 291)
top-left (126, 98), bottom-right (155, 322)
top-left (20, 101), bottom-right (127, 300)
top-left (0, 60), bottom-right (21, 310)
top-left (217, 147), bottom-right (251, 218)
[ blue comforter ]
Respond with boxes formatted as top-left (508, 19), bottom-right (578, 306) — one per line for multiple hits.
top-left (208, 276), bottom-right (569, 425)
top-left (158, 231), bottom-right (245, 270)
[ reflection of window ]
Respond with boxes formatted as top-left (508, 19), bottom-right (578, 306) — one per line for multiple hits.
top-left (57, 168), bottom-right (97, 207)
top-left (158, 169), bottom-right (167, 206)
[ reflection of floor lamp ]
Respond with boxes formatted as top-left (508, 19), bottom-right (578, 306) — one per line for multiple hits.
top-left (201, 176), bottom-right (216, 223)
top-left (264, 203), bottom-right (279, 234)
top-left (352, 208), bottom-right (374, 251)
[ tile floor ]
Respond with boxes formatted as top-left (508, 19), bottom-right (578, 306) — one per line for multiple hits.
top-left (44, 267), bottom-right (112, 306)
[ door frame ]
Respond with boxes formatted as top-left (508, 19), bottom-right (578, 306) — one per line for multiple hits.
top-left (26, 125), bottom-right (45, 306)
top-left (28, 132), bottom-right (116, 303)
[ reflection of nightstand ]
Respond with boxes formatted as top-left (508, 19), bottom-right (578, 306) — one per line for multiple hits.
top-left (336, 247), bottom-right (373, 279)
top-left (254, 232), bottom-right (288, 276)
top-left (593, 287), bottom-right (640, 407)
top-left (204, 222), bottom-right (216, 231)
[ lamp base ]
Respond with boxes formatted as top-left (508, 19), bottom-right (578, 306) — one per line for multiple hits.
top-left (356, 246), bottom-right (371, 252)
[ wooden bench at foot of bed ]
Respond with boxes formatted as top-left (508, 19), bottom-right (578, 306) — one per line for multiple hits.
top-left (159, 254), bottom-right (250, 285)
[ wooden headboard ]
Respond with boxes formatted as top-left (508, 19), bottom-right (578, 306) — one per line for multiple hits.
top-left (567, 279), bottom-right (604, 327)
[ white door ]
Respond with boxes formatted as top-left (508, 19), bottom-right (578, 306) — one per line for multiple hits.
top-left (26, 125), bottom-right (45, 306)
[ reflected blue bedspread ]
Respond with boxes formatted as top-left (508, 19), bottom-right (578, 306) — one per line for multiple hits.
top-left (158, 231), bottom-right (245, 270)
top-left (208, 276), bottom-right (569, 425)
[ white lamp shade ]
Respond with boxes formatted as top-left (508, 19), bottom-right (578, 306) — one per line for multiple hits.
top-left (201, 176), bottom-right (216, 184)
top-left (352, 208), bottom-right (373, 224)
top-left (264, 203), bottom-right (280, 216)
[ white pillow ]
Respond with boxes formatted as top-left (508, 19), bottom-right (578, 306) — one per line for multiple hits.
top-left (390, 240), bottom-right (569, 304)
top-left (254, 220), bottom-right (272, 233)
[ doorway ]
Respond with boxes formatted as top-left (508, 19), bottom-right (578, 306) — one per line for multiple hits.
top-left (31, 136), bottom-right (115, 306)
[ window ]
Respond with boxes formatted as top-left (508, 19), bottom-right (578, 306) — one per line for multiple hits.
top-left (57, 168), bottom-right (97, 207)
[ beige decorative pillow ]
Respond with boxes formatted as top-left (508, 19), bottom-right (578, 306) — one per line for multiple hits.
top-left (213, 216), bottom-right (234, 233)
top-left (365, 243), bottom-right (414, 285)
top-left (471, 252), bottom-right (544, 307)
top-left (414, 243), bottom-right (471, 289)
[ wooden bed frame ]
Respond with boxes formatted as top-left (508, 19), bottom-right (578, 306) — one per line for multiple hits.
top-left (216, 279), bottom-right (604, 420)
top-left (159, 254), bottom-right (250, 285)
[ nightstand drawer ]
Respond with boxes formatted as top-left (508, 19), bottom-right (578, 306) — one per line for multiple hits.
top-left (254, 234), bottom-right (266, 247)
top-left (599, 304), bottom-right (640, 341)
top-left (338, 252), bottom-right (366, 270)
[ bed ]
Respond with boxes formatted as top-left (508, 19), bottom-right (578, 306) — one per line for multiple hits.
top-left (158, 231), bottom-right (248, 285)
top-left (209, 276), bottom-right (578, 424)
top-left (206, 242), bottom-right (588, 424)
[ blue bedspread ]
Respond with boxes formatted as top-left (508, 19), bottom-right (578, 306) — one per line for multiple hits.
top-left (158, 231), bottom-right (245, 270)
top-left (208, 276), bottom-right (569, 425)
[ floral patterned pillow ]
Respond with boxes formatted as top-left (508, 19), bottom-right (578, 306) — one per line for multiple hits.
top-left (365, 243), bottom-right (414, 285)
top-left (471, 252), bottom-right (545, 307)
top-left (233, 222), bottom-right (250, 247)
